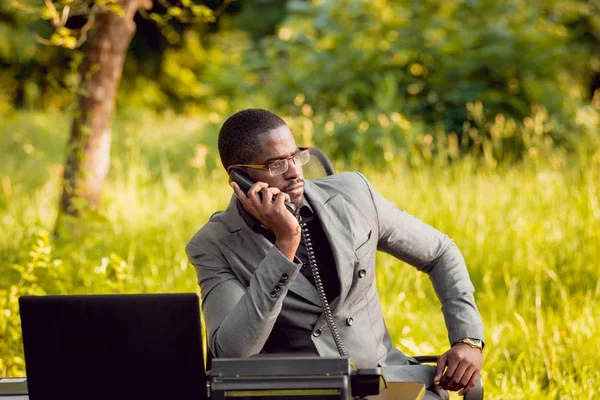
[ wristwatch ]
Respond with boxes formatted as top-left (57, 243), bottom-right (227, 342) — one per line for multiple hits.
top-left (453, 337), bottom-right (484, 351)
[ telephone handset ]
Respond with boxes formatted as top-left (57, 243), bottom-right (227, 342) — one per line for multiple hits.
top-left (229, 168), bottom-right (347, 358)
top-left (229, 169), bottom-right (297, 214)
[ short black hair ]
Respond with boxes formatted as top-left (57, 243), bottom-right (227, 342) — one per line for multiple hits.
top-left (218, 108), bottom-right (287, 171)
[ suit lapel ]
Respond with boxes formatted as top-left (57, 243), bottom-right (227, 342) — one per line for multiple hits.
top-left (304, 180), bottom-right (354, 310)
top-left (218, 195), bottom-right (322, 306)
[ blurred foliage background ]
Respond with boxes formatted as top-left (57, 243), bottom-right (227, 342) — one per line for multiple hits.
top-left (1, 0), bottom-right (599, 398)
top-left (2, 0), bottom-right (599, 166)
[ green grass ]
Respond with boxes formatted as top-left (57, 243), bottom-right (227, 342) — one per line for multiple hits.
top-left (1, 111), bottom-right (599, 399)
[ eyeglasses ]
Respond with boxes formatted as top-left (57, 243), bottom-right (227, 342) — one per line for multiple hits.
top-left (228, 149), bottom-right (311, 176)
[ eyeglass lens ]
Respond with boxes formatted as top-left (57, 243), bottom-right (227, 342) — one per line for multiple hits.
top-left (269, 150), bottom-right (310, 175)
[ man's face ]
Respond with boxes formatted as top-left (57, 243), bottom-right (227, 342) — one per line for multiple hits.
top-left (245, 125), bottom-right (305, 208)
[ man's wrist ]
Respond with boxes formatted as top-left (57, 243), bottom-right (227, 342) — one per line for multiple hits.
top-left (453, 337), bottom-right (484, 351)
top-left (275, 237), bottom-right (300, 261)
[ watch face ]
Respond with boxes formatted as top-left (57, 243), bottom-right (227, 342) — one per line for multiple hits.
top-left (465, 338), bottom-right (483, 348)
top-left (454, 338), bottom-right (483, 349)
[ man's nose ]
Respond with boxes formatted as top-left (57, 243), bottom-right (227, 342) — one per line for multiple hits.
top-left (284, 157), bottom-right (302, 179)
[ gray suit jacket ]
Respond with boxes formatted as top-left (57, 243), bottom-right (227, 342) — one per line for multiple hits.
top-left (186, 172), bottom-right (484, 384)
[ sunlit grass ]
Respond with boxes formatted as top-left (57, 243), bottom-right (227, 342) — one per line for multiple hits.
top-left (1, 111), bottom-right (598, 398)
top-left (371, 164), bottom-right (600, 399)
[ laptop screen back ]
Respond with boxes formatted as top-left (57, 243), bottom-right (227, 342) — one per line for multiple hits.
top-left (19, 293), bottom-right (206, 400)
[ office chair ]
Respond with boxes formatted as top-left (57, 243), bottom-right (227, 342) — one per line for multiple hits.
top-left (302, 147), bottom-right (483, 400)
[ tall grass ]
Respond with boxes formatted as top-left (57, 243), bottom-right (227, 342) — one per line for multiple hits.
top-left (1, 111), bottom-right (598, 398)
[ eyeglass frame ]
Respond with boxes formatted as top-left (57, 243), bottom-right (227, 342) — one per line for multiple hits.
top-left (227, 148), bottom-right (311, 176)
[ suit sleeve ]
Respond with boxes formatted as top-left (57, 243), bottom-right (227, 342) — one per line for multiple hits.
top-left (354, 172), bottom-right (484, 345)
top-left (186, 240), bottom-right (301, 358)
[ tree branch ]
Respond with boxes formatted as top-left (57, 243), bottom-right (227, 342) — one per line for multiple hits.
top-left (33, 33), bottom-right (53, 45)
top-left (6, 0), bottom-right (39, 14)
top-left (43, 0), bottom-right (61, 26)
top-left (214, 0), bottom-right (231, 17)
top-left (155, 0), bottom-right (172, 10)
top-left (75, 8), bottom-right (97, 48)
top-left (59, 5), bottom-right (70, 27)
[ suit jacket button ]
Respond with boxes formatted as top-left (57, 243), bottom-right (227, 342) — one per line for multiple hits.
top-left (346, 317), bottom-right (354, 326)
top-left (274, 285), bottom-right (281, 292)
top-left (312, 329), bottom-right (321, 337)
top-left (269, 291), bottom-right (277, 298)
top-left (278, 279), bottom-right (287, 285)
top-left (358, 269), bottom-right (366, 278)
top-left (281, 273), bottom-right (289, 281)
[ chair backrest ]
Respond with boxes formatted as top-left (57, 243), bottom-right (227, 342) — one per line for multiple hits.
top-left (302, 147), bottom-right (336, 180)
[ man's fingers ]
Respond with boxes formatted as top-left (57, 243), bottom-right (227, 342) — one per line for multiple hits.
top-left (435, 346), bottom-right (483, 393)
top-left (261, 187), bottom-right (281, 201)
top-left (458, 365), bottom-right (475, 388)
top-left (458, 370), bottom-right (479, 396)
top-left (231, 181), bottom-right (252, 205)
top-left (434, 355), bottom-right (447, 384)
top-left (243, 184), bottom-right (292, 216)
top-left (439, 358), bottom-right (458, 388)
top-left (443, 361), bottom-right (468, 391)
top-left (247, 181), bottom-right (269, 197)
top-left (231, 181), bottom-right (242, 196)
top-left (274, 190), bottom-right (292, 206)
top-left (259, 187), bottom-right (284, 211)
top-left (232, 181), bottom-right (273, 214)
top-left (247, 182), bottom-right (269, 207)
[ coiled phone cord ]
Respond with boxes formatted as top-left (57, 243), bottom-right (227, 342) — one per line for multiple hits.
top-left (300, 219), bottom-right (348, 358)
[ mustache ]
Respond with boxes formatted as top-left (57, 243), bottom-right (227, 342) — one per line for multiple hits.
top-left (283, 179), bottom-right (304, 191)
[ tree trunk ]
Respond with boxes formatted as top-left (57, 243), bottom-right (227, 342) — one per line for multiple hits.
top-left (57, 0), bottom-right (141, 228)
top-left (590, 71), bottom-right (600, 101)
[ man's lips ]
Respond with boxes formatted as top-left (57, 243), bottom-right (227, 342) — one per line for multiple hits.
top-left (284, 183), bottom-right (304, 194)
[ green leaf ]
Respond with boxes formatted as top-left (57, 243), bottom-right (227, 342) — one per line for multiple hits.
top-left (63, 36), bottom-right (77, 49)
top-left (167, 7), bottom-right (183, 17)
top-left (57, 27), bottom-right (71, 37)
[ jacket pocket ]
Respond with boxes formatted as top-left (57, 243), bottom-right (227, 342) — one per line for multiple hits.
top-left (354, 229), bottom-right (373, 261)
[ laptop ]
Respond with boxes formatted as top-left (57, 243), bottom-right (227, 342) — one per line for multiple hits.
top-left (19, 293), bottom-right (207, 400)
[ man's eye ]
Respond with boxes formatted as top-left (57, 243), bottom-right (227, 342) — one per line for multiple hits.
top-left (268, 160), bottom-right (286, 169)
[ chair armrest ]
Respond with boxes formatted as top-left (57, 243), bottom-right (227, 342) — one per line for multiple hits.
top-left (412, 355), bottom-right (439, 364)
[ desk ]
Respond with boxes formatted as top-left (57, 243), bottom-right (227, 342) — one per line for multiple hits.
top-left (1, 379), bottom-right (425, 400)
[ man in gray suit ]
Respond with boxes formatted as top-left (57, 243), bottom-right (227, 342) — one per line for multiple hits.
top-left (186, 109), bottom-right (484, 399)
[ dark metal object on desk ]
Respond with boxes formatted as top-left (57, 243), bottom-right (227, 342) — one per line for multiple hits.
top-left (209, 355), bottom-right (383, 399)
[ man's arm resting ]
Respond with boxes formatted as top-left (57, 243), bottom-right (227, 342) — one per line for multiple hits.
top-left (355, 172), bottom-right (485, 394)
top-left (355, 171), bottom-right (484, 341)
top-left (187, 243), bottom-right (301, 358)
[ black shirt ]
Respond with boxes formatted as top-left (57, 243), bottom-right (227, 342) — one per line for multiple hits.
top-left (237, 198), bottom-right (340, 303)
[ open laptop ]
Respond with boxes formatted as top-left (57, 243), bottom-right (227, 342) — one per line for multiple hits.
top-left (19, 293), bottom-right (207, 400)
